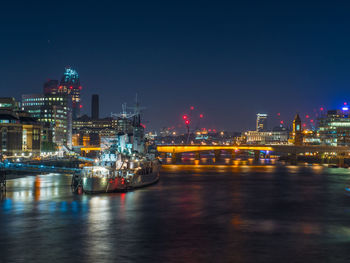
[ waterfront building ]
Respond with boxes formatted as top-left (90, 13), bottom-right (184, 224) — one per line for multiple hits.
top-left (245, 130), bottom-right (289, 145)
top-left (0, 97), bottom-right (20, 111)
top-left (0, 98), bottom-right (41, 157)
top-left (59, 67), bottom-right (81, 119)
top-left (18, 111), bottom-right (41, 156)
top-left (256, 113), bottom-right (268, 131)
top-left (318, 108), bottom-right (350, 146)
top-left (303, 130), bottom-right (321, 145)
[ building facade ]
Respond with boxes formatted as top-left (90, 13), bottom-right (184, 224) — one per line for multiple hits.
top-left (0, 98), bottom-right (41, 157)
top-left (318, 109), bottom-right (350, 146)
top-left (256, 113), bottom-right (268, 131)
top-left (22, 92), bottom-right (72, 149)
top-left (59, 67), bottom-right (81, 120)
top-left (245, 130), bottom-right (289, 145)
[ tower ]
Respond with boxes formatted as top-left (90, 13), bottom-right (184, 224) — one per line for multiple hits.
top-left (292, 114), bottom-right (303, 145)
top-left (59, 67), bottom-right (81, 119)
top-left (91, 94), bottom-right (99, 120)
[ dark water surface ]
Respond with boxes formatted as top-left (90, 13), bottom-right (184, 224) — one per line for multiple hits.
top-left (1, 165), bottom-right (350, 263)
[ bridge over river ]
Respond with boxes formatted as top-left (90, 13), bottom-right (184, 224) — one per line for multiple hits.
top-left (157, 144), bottom-right (350, 166)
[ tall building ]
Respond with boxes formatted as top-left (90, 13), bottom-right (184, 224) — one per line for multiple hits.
top-left (59, 67), bottom-right (81, 119)
top-left (256, 113), bottom-right (268, 131)
top-left (91, 94), bottom-right (99, 120)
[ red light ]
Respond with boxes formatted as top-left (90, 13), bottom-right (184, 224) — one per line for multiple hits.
top-left (79, 86), bottom-right (82, 90)
top-left (199, 114), bottom-right (203, 118)
top-left (320, 107), bottom-right (324, 111)
top-left (70, 86), bottom-right (73, 89)
top-left (303, 123), bottom-right (306, 127)
top-left (310, 119), bottom-right (314, 123)
top-left (190, 106), bottom-right (194, 110)
top-left (280, 120), bottom-right (284, 124)
top-left (208, 129), bottom-right (212, 132)
top-left (185, 120), bottom-right (190, 125)
top-left (58, 86), bottom-right (62, 90)
top-left (140, 123), bottom-right (146, 129)
top-left (277, 113), bottom-right (281, 116)
top-left (213, 129), bottom-right (216, 132)
top-left (182, 115), bottom-right (188, 120)
top-left (306, 115), bottom-right (309, 118)
top-left (80, 105), bottom-right (83, 108)
top-left (344, 102), bottom-right (347, 105)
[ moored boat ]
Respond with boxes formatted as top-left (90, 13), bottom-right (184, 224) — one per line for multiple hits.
top-left (73, 100), bottom-right (161, 194)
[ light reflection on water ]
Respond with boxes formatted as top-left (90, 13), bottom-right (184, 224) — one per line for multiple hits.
top-left (1, 166), bottom-right (350, 262)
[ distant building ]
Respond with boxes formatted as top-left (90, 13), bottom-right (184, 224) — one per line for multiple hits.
top-left (0, 97), bottom-right (20, 111)
top-left (59, 67), bottom-right (81, 120)
top-left (318, 108), bottom-right (350, 146)
top-left (245, 130), bottom-right (289, 145)
top-left (72, 115), bottom-right (118, 147)
top-left (256, 113), bottom-right (268, 131)
top-left (91, 94), bottom-right (99, 120)
top-left (289, 114), bottom-right (303, 146)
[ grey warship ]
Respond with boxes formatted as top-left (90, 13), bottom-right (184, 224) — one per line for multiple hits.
top-left (74, 102), bottom-right (161, 194)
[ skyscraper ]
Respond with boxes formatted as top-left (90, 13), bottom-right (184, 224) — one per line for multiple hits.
top-left (59, 67), bottom-right (81, 119)
top-left (256, 113), bottom-right (268, 132)
top-left (91, 94), bottom-right (99, 120)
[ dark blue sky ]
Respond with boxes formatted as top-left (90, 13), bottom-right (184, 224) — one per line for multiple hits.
top-left (1, 0), bottom-right (350, 131)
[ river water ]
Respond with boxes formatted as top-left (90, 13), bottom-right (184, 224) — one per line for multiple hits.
top-left (1, 164), bottom-right (350, 263)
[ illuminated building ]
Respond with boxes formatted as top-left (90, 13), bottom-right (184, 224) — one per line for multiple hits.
top-left (22, 92), bottom-right (72, 149)
top-left (0, 97), bottom-right (20, 111)
top-left (18, 111), bottom-right (41, 156)
top-left (290, 114), bottom-right (303, 146)
top-left (0, 98), bottom-right (41, 157)
top-left (302, 130), bottom-right (321, 145)
top-left (59, 67), bottom-right (81, 119)
top-left (256, 113), bottom-right (268, 131)
top-left (245, 130), bottom-right (289, 145)
top-left (73, 116), bottom-right (118, 146)
top-left (318, 108), bottom-right (350, 146)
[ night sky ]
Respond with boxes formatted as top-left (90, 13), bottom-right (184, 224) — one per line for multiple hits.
top-left (1, 0), bottom-right (350, 132)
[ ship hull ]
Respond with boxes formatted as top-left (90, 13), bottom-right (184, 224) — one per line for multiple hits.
top-left (81, 163), bottom-right (160, 194)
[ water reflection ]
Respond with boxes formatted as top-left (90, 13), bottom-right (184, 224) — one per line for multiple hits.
top-left (0, 166), bottom-right (350, 262)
